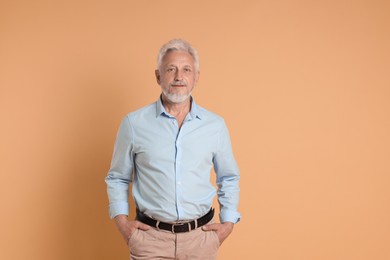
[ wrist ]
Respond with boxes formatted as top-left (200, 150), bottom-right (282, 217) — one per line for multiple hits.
top-left (114, 214), bottom-right (128, 224)
top-left (222, 222), bottom-right (234, 226)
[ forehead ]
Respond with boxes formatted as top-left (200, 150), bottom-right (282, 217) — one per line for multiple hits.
top-left (162, 50), bottom-right (195, 67)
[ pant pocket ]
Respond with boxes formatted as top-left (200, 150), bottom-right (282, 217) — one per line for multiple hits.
top-left (211, 231), bottom-right (221, 248)
top-left (128, 229), bottom-right (140, 248)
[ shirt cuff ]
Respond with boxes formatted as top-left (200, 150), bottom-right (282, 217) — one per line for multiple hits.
top-left (219, 209), bottom-right (241, 224)
top-left (109, 202), bottom-right (129, 219)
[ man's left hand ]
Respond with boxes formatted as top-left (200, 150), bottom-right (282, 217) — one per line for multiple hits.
top-left (202, 222), bottom-right (234, 245)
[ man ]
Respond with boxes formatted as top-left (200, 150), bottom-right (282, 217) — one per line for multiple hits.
top-left (105, 39), bottom-right (240, 259)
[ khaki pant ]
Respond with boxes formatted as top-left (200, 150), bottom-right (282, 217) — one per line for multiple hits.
top-left (128, 222), bottom-right (220, 260)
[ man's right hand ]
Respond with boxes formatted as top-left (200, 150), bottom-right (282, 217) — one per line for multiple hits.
top-left (114, 215), bottom-right (151, 245)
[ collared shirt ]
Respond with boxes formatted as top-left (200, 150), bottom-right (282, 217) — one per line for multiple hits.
top-left (105, 97), bottom-right (241, 223)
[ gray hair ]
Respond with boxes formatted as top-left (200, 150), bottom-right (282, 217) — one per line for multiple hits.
top-left (156, 39), bottom-right (199, 72)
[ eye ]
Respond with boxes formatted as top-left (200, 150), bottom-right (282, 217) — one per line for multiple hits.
top-left (184, 67), bottom-right (192, 72)
top-left (166, 67), bottom-right (176, 73)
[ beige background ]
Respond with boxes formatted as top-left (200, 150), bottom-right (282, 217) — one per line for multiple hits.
top-left (1, 0), bottom-right (390, 259)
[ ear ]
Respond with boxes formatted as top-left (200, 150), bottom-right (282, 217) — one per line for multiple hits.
top-left (195, 70), bottom-right (200, 84)
top-left (155, 69), bottom-right (161, 85)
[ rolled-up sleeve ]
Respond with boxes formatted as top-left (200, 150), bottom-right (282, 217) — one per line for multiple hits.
top-left (213, 120), bottom-right (241, 223)
top-left (105, 116), bottom-right (134, 219)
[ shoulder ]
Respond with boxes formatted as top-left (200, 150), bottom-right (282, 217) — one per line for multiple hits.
top-left (123, 102), bottom-right (156, 123)
top-left (196, 104), bottom-right (227, 128)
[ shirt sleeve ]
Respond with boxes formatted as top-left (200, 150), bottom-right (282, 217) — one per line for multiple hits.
top-left (213, 120), bottom-right (241, 223)
top-left (105, 116), bottom-right (134, 219)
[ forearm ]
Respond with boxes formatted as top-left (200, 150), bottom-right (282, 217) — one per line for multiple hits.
top-left (106, 176), bottom-right (131, 218)
top-left (217, 174), bottom-right (241, 223)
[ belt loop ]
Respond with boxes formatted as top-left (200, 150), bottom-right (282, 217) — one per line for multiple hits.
top-left (194, 219), bottom-right (198, 229)
top-left (155, 220), bottom-right (160, 231)
top-left (171, 224), bottom-right (175, 233)
top-left (188, 222), bottom-right (192, 232)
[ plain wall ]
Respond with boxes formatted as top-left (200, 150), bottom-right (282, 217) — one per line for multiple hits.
top-left (1, 0), bottom-right (389, 259)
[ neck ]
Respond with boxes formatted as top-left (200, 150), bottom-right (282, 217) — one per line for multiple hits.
top-left (161, 95), bottom-right (191, 118)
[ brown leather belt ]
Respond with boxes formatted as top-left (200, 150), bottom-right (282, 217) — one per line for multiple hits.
top-left (136, 208), bottom-right (214, 233)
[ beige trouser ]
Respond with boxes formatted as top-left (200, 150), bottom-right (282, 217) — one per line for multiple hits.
top-left (128, 221), bottom-right (220, 260)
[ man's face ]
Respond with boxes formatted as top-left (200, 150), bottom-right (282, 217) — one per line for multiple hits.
top-left (156, 50), bottom-right (199, 104)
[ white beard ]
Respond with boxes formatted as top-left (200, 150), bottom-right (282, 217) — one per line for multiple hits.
top-left (162, 90), bottom-right (192, 104)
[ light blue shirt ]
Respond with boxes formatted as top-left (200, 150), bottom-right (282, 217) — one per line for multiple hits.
top-left (105, 97), bottom-right (241, 223)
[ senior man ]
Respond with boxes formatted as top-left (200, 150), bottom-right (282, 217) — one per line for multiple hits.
top-left (105, 38), bottom-right (241, 259)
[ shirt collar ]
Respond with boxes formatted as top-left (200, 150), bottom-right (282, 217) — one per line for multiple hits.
top-left (156, 95), bottom-right (202, 120)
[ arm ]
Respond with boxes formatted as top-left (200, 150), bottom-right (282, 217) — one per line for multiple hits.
top-left (105, 117), bottom-right (150, 243)
top-left (105, 116), bottom-right (133, 219)
top-left (214, 120), bottom-right (241, 223)
top-left (105, 117), bottom-right (133, 218)
top-left (204, 120), bottom-right (241, 244)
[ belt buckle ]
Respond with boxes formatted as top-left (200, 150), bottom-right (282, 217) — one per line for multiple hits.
top-left (171, 222), bottom-right (191, 233)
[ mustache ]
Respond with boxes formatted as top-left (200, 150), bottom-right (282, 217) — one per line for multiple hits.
top-left (170, 81), bottom-right (187, 86)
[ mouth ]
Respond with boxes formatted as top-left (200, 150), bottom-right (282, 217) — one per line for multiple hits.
top-left (171, 84), bottom-right (187, 88)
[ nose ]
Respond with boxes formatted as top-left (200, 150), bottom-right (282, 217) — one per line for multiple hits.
top-left (174, 70), bottom-right (183, 81)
